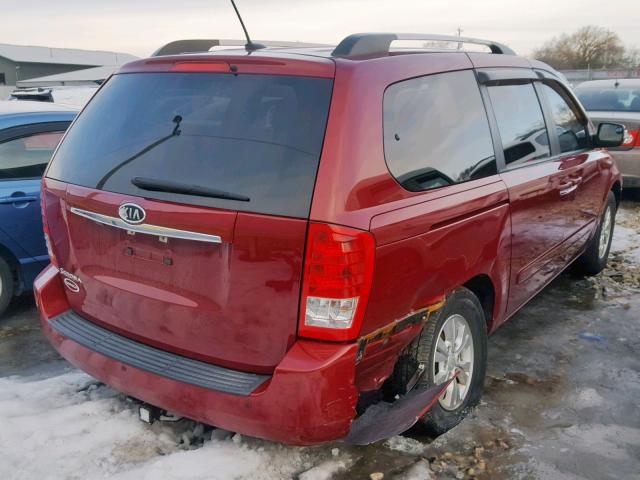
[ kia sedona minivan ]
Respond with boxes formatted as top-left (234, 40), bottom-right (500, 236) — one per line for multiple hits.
top-left (35, 33), bottom-right (624, 445)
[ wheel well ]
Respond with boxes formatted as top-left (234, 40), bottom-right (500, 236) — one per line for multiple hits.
top-left (463, 275), bottom-right (495, 331)
top-left (0, 244), bottom-right (20, 284)
top-left (611, 181), bottom-right (621, 208)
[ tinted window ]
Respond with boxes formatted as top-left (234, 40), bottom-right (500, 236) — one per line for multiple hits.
top-left (383, 70), bottom-right (496, 192)
top-left (0, 131), bottom-right (65, 180)
top-left (576, 87), bottom-right (640, 112)
top-left (541, 84), bottom-right (589, 153)
top-left (47, 73), bottom-right (333, 218)
top-left (488, 83), bottom-right (550, 167)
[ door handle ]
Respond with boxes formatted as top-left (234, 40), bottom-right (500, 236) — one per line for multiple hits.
top-left (0, 195), bottom-right (39, 205)
top-left (559, 184), bottom-right (578, 196)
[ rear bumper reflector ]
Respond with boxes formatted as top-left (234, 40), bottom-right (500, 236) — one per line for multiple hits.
top-left (49, 310), bottom-right (270, 396)
top-left (69, 207), bottom-right (222, 244)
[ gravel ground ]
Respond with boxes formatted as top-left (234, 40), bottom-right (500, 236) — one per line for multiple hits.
top-left (0, 197), bottom-right (638, 480)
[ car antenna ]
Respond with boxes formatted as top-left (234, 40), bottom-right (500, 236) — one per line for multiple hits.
top-left (230, 0), bottom-right (265, 52)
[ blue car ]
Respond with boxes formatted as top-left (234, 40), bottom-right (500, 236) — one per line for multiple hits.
top-left (0, 101), bottom-right (77, 315)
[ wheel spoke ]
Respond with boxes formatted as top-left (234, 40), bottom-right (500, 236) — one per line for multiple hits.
top-left (457, 361), bottom-right (472, 372)
top-left (457, 368), bottom-right (470, 385)
top-left (443, 318), bottom-right (456, 342)
top-left (434, 370), bottom-right (447, 384)
top-left (434, 350), bottom-right (447, 364)
top-left (442, 379), bottom-right (455, 408)
top-left (456, 332), bottom-right (471, 355)
top-left (450, 380), bottom-right (460, 406)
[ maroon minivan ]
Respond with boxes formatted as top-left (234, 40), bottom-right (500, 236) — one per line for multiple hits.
top-left (35, 33), bottom-right (624, 445)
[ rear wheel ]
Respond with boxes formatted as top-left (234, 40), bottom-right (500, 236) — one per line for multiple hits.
top-left (388, 288), bottom-right (488, 435)
top-left (576, 191), bottom-right (616, 275)
top-left (0, 256), bottom-right (14, 317)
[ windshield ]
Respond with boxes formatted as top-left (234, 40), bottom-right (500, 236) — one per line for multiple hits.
top-left (46, 72), bottom-right (333, 218)
top-left (576, 87), bottom-right (640, 112)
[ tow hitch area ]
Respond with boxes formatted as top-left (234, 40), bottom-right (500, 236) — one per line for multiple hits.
top-left (138, 403), bottom-right (182, 424)
top-left (344, 376), bottom-right (456, 445)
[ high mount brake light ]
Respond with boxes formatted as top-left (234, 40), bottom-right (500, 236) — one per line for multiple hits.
top-left (299, 223), bottom-right (375, 341)
top-left (170, 62), bottom-right (231, 73)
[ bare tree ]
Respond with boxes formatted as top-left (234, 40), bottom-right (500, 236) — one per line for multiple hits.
top-left (533, 26), bottom-right (627, 70)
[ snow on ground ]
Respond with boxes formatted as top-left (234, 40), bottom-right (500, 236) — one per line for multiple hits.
top-left (0, 371), bottom-right (330, 480)
top-left (613, 206), bottom-right (640, 263)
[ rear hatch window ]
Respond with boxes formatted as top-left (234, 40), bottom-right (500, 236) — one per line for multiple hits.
top-left (47, 72), bottom-right (333, 218)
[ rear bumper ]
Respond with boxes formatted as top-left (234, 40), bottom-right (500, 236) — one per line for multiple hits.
top-left (34, 265), bottom-right (359, 445)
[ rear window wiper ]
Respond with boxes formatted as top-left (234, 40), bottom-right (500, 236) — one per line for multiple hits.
top-left (131, 177), bottom-right (250, 202)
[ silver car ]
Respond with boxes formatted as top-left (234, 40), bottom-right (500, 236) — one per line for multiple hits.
top-left (575, 79), bottom-right (640, 188)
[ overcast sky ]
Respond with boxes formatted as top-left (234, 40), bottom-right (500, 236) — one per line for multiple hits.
top-left (3, 0), bottom-right (638, 58)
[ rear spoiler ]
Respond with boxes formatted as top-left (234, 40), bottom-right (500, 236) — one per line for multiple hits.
top-left (152, 39), bottom-right (330, 57)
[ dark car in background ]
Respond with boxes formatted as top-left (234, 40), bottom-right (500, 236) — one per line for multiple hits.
top-left (0, 101), bottom-right (76, 315)
top-left (575, 79), bottom-right (640, 188)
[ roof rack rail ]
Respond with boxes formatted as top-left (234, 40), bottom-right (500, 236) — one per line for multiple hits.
top-left (332, 33), bottom-right (515, 58)
top-left (152, 39), bottom-right (330, 57)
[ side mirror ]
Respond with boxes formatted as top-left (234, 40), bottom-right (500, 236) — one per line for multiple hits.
top-left (595, 122), bottom-right (625, 148)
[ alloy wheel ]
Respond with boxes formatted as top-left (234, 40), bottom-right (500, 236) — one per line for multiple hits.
top-left (598, 205), bottom-right (613, 260)
top-left (433, 313), bottom-right (474, 411)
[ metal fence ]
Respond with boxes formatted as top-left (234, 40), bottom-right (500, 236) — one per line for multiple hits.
top-left (561, 69), bottom-right (640, 86)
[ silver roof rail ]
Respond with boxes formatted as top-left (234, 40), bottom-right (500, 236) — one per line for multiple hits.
top-left (152, 39), bottom-right (330, 57)
top-left (332, 33), bottom-right (515, 58)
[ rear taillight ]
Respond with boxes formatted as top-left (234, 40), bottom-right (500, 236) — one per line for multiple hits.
top-left (299, 223), bottom-right (375, 341)
top-left (621, 128), bottom-right (640, 148)
top-left (40, 183), bottom-right (58, 267)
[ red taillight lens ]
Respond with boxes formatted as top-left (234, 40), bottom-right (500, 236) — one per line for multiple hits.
top-left (40, 183), bottom-right (58, 267)
top-left (622, 128), bottom-right (640, 148)
top-left (299, 223), bottom-right (375, 341)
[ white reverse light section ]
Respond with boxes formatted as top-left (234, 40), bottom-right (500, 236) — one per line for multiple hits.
top-left (305, 297), bottom-right (359, 329)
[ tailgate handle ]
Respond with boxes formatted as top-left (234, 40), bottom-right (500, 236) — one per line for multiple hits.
top-left (559, 184), bottom-right (578, 197)
top-left (70, 207), bottom-right (222, 244)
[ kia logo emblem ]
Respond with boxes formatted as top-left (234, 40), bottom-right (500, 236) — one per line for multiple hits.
top-left (63, 278), bottom-right (80, 293)
top-left (118, 203), bottom-right (146, 225)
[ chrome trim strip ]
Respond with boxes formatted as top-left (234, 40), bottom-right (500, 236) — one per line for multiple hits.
top-left (70, 207), bottom-right (222, 244)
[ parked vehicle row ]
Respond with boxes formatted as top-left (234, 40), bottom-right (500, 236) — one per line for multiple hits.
top-left (0, 101), bottom-right (76, 315)
top-left (575, 79), bottom-right (640, 188)
top-left (31, 33), bottom-right (625, 445)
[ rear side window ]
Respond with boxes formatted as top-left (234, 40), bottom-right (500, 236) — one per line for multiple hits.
top-left (540, 84), bottom-right (590, 153)
top-left (0, 131), bottom-right (65, 180)
top-left (47, 73), bottom-right (333, 218)
top-left (488, 83), bottom-right (550, 168)
top-left (383, 70), bottom-right (496, 192)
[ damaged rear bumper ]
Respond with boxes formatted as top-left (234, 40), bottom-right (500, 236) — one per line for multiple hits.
top-left (35, 264), bottom-right (448, 445)
top-left (35, 264), bottom-right (359, 445)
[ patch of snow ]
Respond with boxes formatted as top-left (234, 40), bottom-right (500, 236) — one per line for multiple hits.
top-left (612, 209), bottom-right (640, 263)
top-left (393, 459), bottom-right (432, 480)
top-left (298, 458), bottom-right (350, 480)
top-left (572, 388), bottom-right (606, 409)
top-left (558, 424), bottom-right (640, 461)
top-left (0, 371), bottom-right (317, 480)
top-left (51, 86), bottom-right (98, 108)
top-left (385, 435), bottom-right (426, 455)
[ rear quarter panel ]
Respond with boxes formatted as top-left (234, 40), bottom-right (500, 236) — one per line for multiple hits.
top-left (366, 179), bottom-right (511, 335)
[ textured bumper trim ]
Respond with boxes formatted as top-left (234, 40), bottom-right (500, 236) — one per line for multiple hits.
top-left (49, 310), bottom-right (270, 396)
